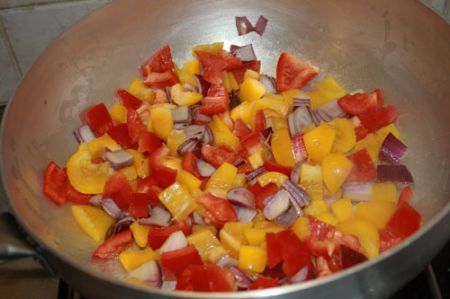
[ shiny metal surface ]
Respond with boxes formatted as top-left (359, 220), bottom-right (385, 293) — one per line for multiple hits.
top-left (1, 0), bottom-right (450, 298)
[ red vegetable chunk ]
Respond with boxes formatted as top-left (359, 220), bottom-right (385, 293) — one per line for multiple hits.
top-left (148, 221), bottom-right (191, 250)
top-left (340, 245), bottom-right (367, 269)
top-left (250, 276), bottom-right (279, 290)
top-left (177, 264), bottom-right (235, 292)
top-left (161, 245), bottom-right (203, 280)
top-left (128, 193), bottom-right (150, 218)
top-left (197, 193), bottom-right (238, 228)
top-left (92, 230), bottom-right (133, 259)
top-left (276, 52), bottom-right (319, 92)
top-left (385, 201), bottom-right (421, 239)
top-left (138, 131), bottom-right (162, 155)
top-left (149, 146), bottom-right (177, 188)
top-left (347, 149), bottom-right (377, 182)
top-left (201, 144), bottom-right (237, 168)
top-left (107, 124), bottom-right (133, 148)
top-left (43, 162), bottom-right (68, 206)
top-left (103, 172), bottom-right (133, 210)
top-left (182, 152), bottom-right (200, 177)
top-left (200, 84), bottom-right (230, 115)
top-left (83, 103), bottom-right (114, 136)
top-left (338, 91), bottom-right (380, 115)
top-left (358, 105), bottom-right (398, 132)
top-left (116, 88), bottom-right (142, 110)
top-left (141, 45), bottom-right (179, 89)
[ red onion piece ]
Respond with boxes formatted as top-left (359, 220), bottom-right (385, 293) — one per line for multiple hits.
top-left (88, 194), bottom-right (103, 207)
top-left (288, 107), bottom-right (313, 136)
top-left (342, 182), bottom-right (373, 201)
top-left (139, 206), bottom-right (171, 227)
top-left (232, 157), bottom-right (245, 167)
top-left (275, 206), bottom-right (299, 228)
top-left (165, 86), bottom-right (173, 104)
top-left (264, 190), bottom-right (290, 220)
top-left (160, 231), bottom-right (188, 253)
top-left (311, 100), bottom-right (349, 125)
top-left (197, 159), bottom-right (216, 177)
top-left (293, 94), bottom-right (311, 108)
top-left (194, 75), bottom-right (211, 97)
top-left (102, 198), bottom-right (123, 219)
top-left (377, 165), bottom-right (414, 184)
top-left (74, 125), bottom-right (96, 143)
top-left (290, 161), bottom-right (303, 184)
top-left (216, 255), bottom-right (238, 268)
top-left (192, 211), bottom-right (205, 225)
top-left (230, 266), bottom-right (253, 289)
top-left (234, 206), bottom-right (257, 222)
top-left (105, 216), bottom-right (134, 239)
top-left (259, 75), bottom-right (277, 94)
top-left (230, 44), bottom-right (257, 62)
top-left (104, 150), bottom-right (134, 169)
top-left (227, 187), bottom-right (256, 209)
top-left (282, 180), bottom-right (311, 208)
top-left (171, 106), bottom-right (192, 124)
top-left (161, 281), bottom-right (176, 290)
top-left (183, 124), bottom-right (205, 139)
top-left (246, 166), bottom-right (266, 182)
top-left (177, 138), bottom-right (199, 156)
top-left (254, 15), bottom-right (268, 36)
top-left (173, 123), bottom-right (188, 130)
top-left (129, 260), bottom-right (161, 287)
top-left (290, 264), bottom-right (310, 283)
top-left (379, 133), bottom-right (407, 164)
top-left (235, 16), bottom-right (254, 36)
top-left (202, 126), bottom-right (214, 145)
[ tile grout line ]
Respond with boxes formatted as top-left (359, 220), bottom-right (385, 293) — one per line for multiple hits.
top-left (0, 17), bottom-right (22, 77)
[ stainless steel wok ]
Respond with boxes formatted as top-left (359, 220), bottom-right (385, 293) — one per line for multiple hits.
top-left (1, 0), bottom-right (449, 298)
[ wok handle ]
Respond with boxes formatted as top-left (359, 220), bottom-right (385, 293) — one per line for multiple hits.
top-left (0, 212), bottom-right (56, 275)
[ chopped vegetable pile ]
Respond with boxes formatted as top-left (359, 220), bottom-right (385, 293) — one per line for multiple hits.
top-left (43, 41), bottom-right (421, 292)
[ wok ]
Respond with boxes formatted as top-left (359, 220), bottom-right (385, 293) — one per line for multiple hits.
top-left (1, 0), bottom-right (449, 298)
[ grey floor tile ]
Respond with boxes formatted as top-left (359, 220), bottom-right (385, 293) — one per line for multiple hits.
top-left (0, 33), bottom-right (21, 104)
top-left (1, 0), bottom-right (109, 74)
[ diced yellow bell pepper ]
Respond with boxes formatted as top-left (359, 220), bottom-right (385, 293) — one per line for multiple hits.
top-left (219, 228), bottom-right (243, 257)
top-left (317, 212), bottom-right (338, 226)
top-left (315, 77), bottom-right (346, 103)
top-left (354, 201), bottom-right (396, 229)
top-left (146, 114), bottom-right (154, 132)
top-left (254, 94), bottom-right (291, 118)
top-left (230, 101), bottom-right (255, 128)
top-left (332, 118), bottom-right (356, 153)
top-left (304, 199), bottom-right (329, 217)
top-left (376, 123), bottom-right (400, 141)
top-left (71, 205), bottom-right (115, 242)
top-left (163, 157), bottom-right (182, 172)
top-left (209, 115), bottom-right (240, 152)
top-left (170, 83), bottom-right (203, 106)
top-left (252, 221), bottom-right (284, 232)
top-left (271, 116), bottom-right (288, 131)
top-left (239, 78), bottom-right (266, 102)
top-left (244, 228), bottom-right (267, 246)
top-left (257, 171), bottom-right (288, 188)
top-left (67, 143), bottom-right (110, 194)
top-left (177, 170), bottom-right (202, 193)
top-left (192, 224), bottom-right (217, 235)
top-left (183, 59), bottom-right (201, 75)
top-left (232, 173), bottom-right (247, 188)
top-left (110, 103), bottom-right (128, 123)
top-left (166, 130), bottom-right (188, 156)
top-left (87, 134), bottom-right (121, 159)
top-left (331, 198), bottom-right (353, 223)
top-left (300, 163), bottom-right (323, 201)
top-left (321, 153), bottom-right (353, 194)
top-left (206, 162), bottom-right (237, 198)
top-left (130, 221), bottom-right (150, 248)
top-left (354, 133), bottom-right (382, 162)
top-left (244, 69), bottom-right (260, 80)
top-left (248, 149), bottom-right (264, 169)
top-left (227, 72), bottom-right (239, 90)
top-left (150, 106), bottom-right (173, 141)
top-left (192, 42), bottom-right (224, 55)
top-left (304, 124), bottom-right (336, 162)
top-left (224, 222), bottom-right (253, 243)
top-left (158, 183), bottom-right (196, 222)
top-left (292, 217), bottom-right (311, 240)
top-left (128, 78), bottom-right (155, 102)
top-left (271, 128), bottom-right (296, 167)
top-left (119, 248), bottom-right (158, 272)
top-left (120, 165), bottom-right (138, 188)
top-left (309, 91), bottom-right (328, 110)
top-left (372, 182), bottom-right (398, 204)
top-left (338, 217), bottom-right (380, 258)
top-left (238, 246), bottom-right (267, 273)
top-left (126, 149), bottom-right (150, 179)
top-left (187, 229), bottom-right (225, 263)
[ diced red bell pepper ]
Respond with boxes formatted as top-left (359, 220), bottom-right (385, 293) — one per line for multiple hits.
top-left (358, 105), bottom-right (398, 132)
top-left (196, 193), bottom-right (238, 228)
top-left (250, 276), bottom-right (280, 290)
top-left (83, 103), bottom-right (114, 137)
top-left (254, 110), bottom-right (266, 133)
top-left (92, 230), bottom-right (133, 259)
top-left (65, 182), bottom-right (91, 204)
top-left (43, 162), bottom-right (68, 206)
top-left (398, 186), bottom-right (413, 204)
top-left (144, 71), bottom-right (179, 89)
top-left (182, 152), bottom-right (200, 177)
top-left (148, 146), bottom-right (177, 188)
top-left (248, 182), bottom-right (279, 210)
top-left (237, 162), bottom-right (253, 174)
top-left (107, 124), bottom-right (134, 149)
top-left (147, 221), bottom-right (191, 250)
top-left (141, 45), bottom-right (179, 89)
top-left (346, 149), bottom-right (377, 182)
top-left (233, 119), bottom-right (252, 141)
top-left (375, 88), bottom-right (384, 107)
top-left (116, 88), bottom-right (142, 110)
top-left (240, 132), bottom-right (262, 156)
top-left (263, 160), bottom-right (292, 176)
top-left (231, 60), bottom-right (261, 84)
top-left (103, 172), bottom-right (133, 210)
top-left (354, 125), bottom-right (369, 141)
top-left (278, 230), bottom-right (312, 277)
top-left (136, 177), bottom-right (162, 207)
top-left (195, 50), bottom-right (243, 85)
top-left (161, 245), bottom-right (203, 280)
top-left (306, 216), bottom-right (338, 257)
top-left (379, 228), bottom-right (403, 253)
top-left (138, 131), bottom-right (162, 155)
top-left (338, 91), bottom-right (380, 115)
top-left (200, 84), bottom-right (230, 115)
top-left (385, 201), bottom-right (421, 239)
top-left (177, 264), bottom-right (236, 292)
top-left (127, 109), bottom-right (146, 145)
top-left (291, 133), bottom-right (308, 162)
top-left (340, 245), bottom-right (368, 269)
top-left (128, 193), bottom-right (150, 218)
top-left (201, 144), bottom-right (237, 168)
top-left (266, 232), bottom-right (284, 269)
top-left (276, 52), bottom-right (318, 92)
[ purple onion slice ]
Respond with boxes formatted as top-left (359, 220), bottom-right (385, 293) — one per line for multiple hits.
top-left (197, 159), bottom-right (216, 177)
top-left (227, 187), bottom-right (256, 209)
top-left (171, 106), bottom-right (192, 124)
top-left (254, 15), bottom-right (268, 36)
top-left (263, 189), bottom-right (290, 220)
top-left (104, 150), bottom-right (134, 169)
top-left (235, 16), bottom-right (254, 36)
top-left (377, 165), bottom-right (414, 184)
top-left (234, 206), bottom-right (257, 222)
top-left (230, 44), bottom-right (257, 62)
top-left (74, 125), bottom-right (95, 143)
top-left (379, 133), bottom-right (407, 164)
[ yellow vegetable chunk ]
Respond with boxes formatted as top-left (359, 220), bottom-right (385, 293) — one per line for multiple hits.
top-left (192, 224), bottom-right (217, 235)
top-left (126, 149), bottom-right (149, 179)
top-left (321, 153), bottom-right (353, 194)
top-left (271, 128), bottom-right (296, 167)
top-left (209, 115), bottom-right (240, 152)
top-left (187, 229), bottom-right (225, 263)
top-left (110, 103), bottom-right (128, 123)
top-left (150, 106), bottom-right (173, 141)
top-left (376, 123), bottom-right (400, 141)
top-left (120, 165), bottom-right (138, 187)
top-left (354, 201), bottom-right (396, 229)
top-left (372, 182), bottom-right (398, 204)
top-left (254, 94), bottom-right (291, 118)
top-left (244, 228), bottom-right (267, 245)
top-left (238, 246), bottom-right (267, 273)
top-left (304, 199), bottom-right (329, 217)
top-left (119, 248), bottom-right (158, 272)
top-left (331, 198), bottom-right (354, 223)
top-left (300, 163), bottom-right (323, 201)
top-left (224, 222), bottom-right (253, 244)
top-left (219, 228), bottom-right (242, 257)
top-left (338, 217), bottom-right (380, 259)
top-left (232, 173), bottom-right (247, 188)
top-left (317, 212), bottom-right (338, 226)
top-left (128, 78), bottom-right (154, 102)
top-left (177, 170), bottom-right (202, 194)
top-left (292, 217), bottom-right (311, 240)
top-left (192, 42), bottom-right (224, 55)
top-left (158, 183), bottom-right (196, 222)
top-left (230, 101), bottom-right (254, 127)
top-left (304, 124), bottom-right (336, 162)
top-left (67, 143), bottom-right (110, 194)
top-left (183, 59), bottom-right (201, 75)
top-left (257, 171), bottom-right (288, 188)
top-left (130, 221), bottom-right (150, 248)
top-left (206, 162), bottom-right (237, 198)
top-left (239, 78), bottom-right (266, 102)
top-left (332, 118), bottom-right (356, 153)
top-left (171, 83), bottom-right (203, 106)
top-left (354, 133), bottom-right (382, 162)
top-left (244, 69), bottom-right (260, 80)
top-left (315, 77), bottom-right (346, 103)
top-left (87, 134), bottom-right (121, 159)
top-left (166, 130), bottom-right (188, 156)
top-left (71, 205), bottom-right (114, 242)
top-left (248, 149), bottom-right (264, 169)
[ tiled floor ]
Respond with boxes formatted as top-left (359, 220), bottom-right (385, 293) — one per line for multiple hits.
top-left (0, 0), bottom-right (109, 104)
